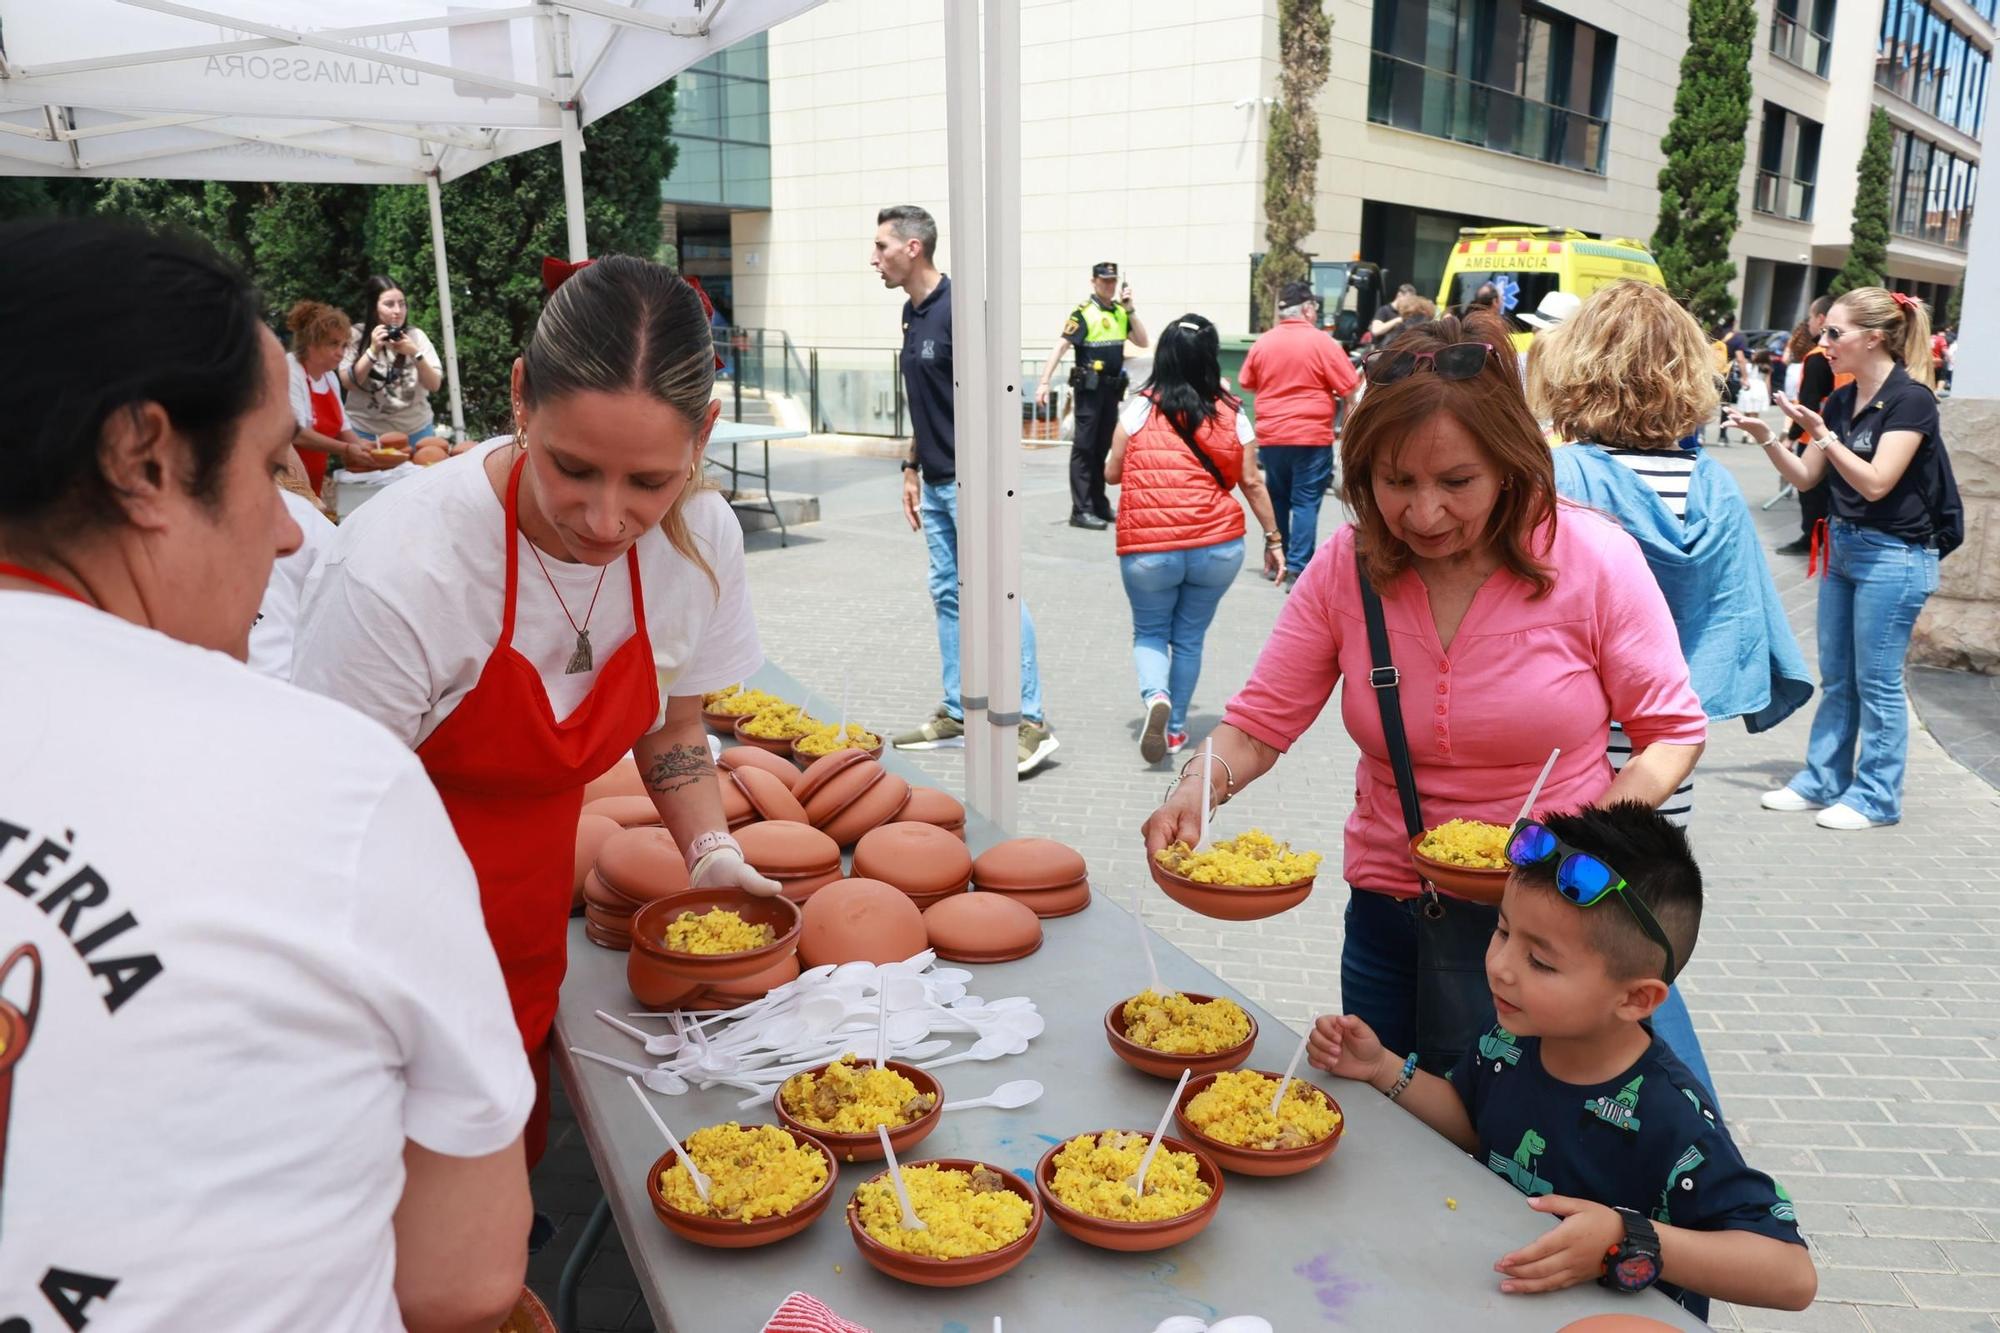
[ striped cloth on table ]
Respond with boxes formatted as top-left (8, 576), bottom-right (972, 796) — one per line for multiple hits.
top-left (762, 1292), bottom-right (873, 1332)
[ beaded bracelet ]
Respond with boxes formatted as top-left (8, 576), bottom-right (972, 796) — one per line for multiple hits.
top-left (1384, 1051), bottom-right (1420, 1101)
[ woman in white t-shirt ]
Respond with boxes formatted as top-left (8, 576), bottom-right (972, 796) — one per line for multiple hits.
top-left (294, 254), bottom-right (773, 1166)
top-left (0, 219), bottom-right (531, 1331)
top-left (286, 298), bottom-right (389, 495)
top-left (341, 273), bottom-right (445, 444)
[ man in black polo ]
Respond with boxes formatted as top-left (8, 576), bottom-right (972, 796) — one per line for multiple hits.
top-left (1034, 261), bottom-right (1149, 529)
top-left (871, 204), bottom-right (1059, 776)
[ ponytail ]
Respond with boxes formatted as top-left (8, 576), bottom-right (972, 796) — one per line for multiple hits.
top-left (1830, 287), bottom-right (1935, 389)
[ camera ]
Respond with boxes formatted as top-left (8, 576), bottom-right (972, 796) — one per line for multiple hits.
top-left (382, 325), bottom-right (406, 341)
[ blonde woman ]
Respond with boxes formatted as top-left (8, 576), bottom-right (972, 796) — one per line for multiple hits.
top-left (1729, 288), bottom-right (1961, 831)
top-left (293, 256), bottom-right (775, 1170)
top-left (286, 299), bottom-right (385, 494)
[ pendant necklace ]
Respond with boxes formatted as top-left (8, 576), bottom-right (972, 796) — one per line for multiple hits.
top-left (526, 538), bottom-right (608, 674)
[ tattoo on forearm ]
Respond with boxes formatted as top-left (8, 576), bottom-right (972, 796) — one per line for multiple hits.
top-left (644, 743), bottom-right (715, 797)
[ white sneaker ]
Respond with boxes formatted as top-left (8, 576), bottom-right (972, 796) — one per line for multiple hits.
top-left (1760, 787), bottom-right (1824, 812)
top-left (1816, 803), bottom-right (1884, 831)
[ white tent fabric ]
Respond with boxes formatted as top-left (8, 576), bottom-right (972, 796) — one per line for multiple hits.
top-left (0, 0), bottom-right (826, 432)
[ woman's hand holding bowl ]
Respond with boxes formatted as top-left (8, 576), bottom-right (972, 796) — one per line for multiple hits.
top-left (1142, 777), bottom-right (1206, 859)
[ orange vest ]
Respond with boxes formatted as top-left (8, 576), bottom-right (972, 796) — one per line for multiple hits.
top-left (1116, 397), bottom-right (1247, 555)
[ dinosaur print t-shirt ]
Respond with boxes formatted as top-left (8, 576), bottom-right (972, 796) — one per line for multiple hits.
top-left (1451, 1023), bottom-right (1804, 1319)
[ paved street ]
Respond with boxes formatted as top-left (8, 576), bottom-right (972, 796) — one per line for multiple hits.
top-left (535, 435), bottom-right (2000, 1331)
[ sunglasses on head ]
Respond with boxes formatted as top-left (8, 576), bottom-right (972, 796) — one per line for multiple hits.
top-left (1505, 820), bottom-right (1677, 980)
top-left (1362, 341), bottom-right (1494, 385)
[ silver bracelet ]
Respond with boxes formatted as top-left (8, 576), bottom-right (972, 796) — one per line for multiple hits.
top-left (1170, 752), bottom-right (1236, 806)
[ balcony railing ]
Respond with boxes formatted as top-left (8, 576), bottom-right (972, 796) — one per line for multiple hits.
top-left (1366, 52), bottom-right (1609, 174)
top-left (1754, 168), bottom-right (1817, 221)
top-left (1770, 12), bottom-right (1833, 77)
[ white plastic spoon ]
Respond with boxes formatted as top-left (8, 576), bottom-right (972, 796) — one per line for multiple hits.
top-left (726, 1040), bottom-right (955, 1105)
top-left (874, 983), bottom-right (891, 1070)
top-left (1269, 1029), bottom-right (1310, 1117)
top-left (941, 1079), bottom-right (1045, 1112)
top-left (1133, 886), bottom-right (1162, 995)
top-left (877, 1124), bottom-right (926, 1231)
top-left (569, 1046), bottom-right (688, 1095)
top-left (1515, 747), bottom-right (1561, 828)
top-left (628, 1075), bottom-right (708, 1204)
top-left (1129, 1068), bottom-right (1193, 1197)
top-left (1198, 738), bottom-right (1215, 848)
top-left (597, 1009), bottom-right (679, 1056)
top-left (916, 1031), bottom-right (1031, 1071)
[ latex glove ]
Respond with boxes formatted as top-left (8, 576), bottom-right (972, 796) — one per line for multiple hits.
top-left (689, 846), bottom-right (782, 898)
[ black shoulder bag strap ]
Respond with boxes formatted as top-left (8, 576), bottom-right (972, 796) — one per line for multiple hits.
top-left (1162, 407), bottom-right (1232, 493)
top-left (1356, 543), bottom-right (1424, 841)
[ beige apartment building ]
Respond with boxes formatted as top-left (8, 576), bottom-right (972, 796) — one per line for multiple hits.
top-left (662, 0), bottom-right (1984, 407)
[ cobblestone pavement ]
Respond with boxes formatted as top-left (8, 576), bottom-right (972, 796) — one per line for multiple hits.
top-left (534, 437), bottom-right (2000, 1331)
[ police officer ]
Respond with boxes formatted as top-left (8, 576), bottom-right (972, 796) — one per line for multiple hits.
top-left (1036, 261), bottom-right (1149, 529)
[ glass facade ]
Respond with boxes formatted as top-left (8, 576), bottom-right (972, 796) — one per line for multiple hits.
top-left (1771, 0), bottom-right (1836, 76)
top-left (1367, 0), bottom-right (1617, 174)
top-left (1877, 0), bottom-right (1989, 137)
top-left (663, 34), bottom-right (771, 210)
top-left (1755, 101), bottom-right (1822, 220)
top-left (1890, 126), bottom-right (1979, 247)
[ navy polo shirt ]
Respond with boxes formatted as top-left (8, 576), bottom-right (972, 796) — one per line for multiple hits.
top-left (899, 274), bottom-right (955, 485)
top-left (1821, 365), bottom-right (1945, 548)
top-left (1451, 1024), bottom-right (1804, 1320)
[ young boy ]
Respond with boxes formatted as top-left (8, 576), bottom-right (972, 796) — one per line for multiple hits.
top-left (1309, 803), bottom-right (1817, 1317)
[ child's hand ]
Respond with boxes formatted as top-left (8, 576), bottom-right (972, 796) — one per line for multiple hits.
top-left (1493, 1195), bottom-right (1625, 1294)
top-left (1307, 1013), bottom-right (1393, 1084)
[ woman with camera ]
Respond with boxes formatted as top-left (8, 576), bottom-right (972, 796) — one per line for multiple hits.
top-left (342, 274), bottom-right (445, 445)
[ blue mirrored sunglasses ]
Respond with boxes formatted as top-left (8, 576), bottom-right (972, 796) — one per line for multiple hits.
top-left (1505, 820), bottom-right (1677, 980)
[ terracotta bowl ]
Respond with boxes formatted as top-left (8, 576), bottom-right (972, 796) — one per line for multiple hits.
top-left (735, 820), bottom-right (843, 904)
top-left (895, 786), bottom-right (968, 839)
top-left (704, 952), bottom-right (801, 1006)
top-left (791, 735), bottom-right (884, 767)
top-left (800, 878), bottom-right (930, 968)
top-left (853, 822), bottom-right (973, 908)
top-left (1172, 1071), bottom-right (1347, 1177)
top-left (585, 919), bottom-right (634, 952)
top-left (730, 767), bottom-right (810, 825)
top-left (646, 1134), bottom-right (838, 1249)
top-left (718, 745), bottom-right (803, 790)
top-left (595, 827), bottom-right (690, 904)
top-left (701, 705), bottom-right (746, 733)
top-left (629, 889), bottom-right (802, 983)
top-left (376, 431), bottom-right (410, 452)
top-left (794, 748), bottom-right (876, 809)
top-left (1148, 858), bottom-right (1314, 923)
top-left (583, 903), bottom-right (635, 933)
top-left (733, 713), bottom-right (811, 757)
top-left (1104, 993), bottom-right (1257, 1079)
top-left (982, 879), bottom-right (1091, 918)
top-left (499, 1286), bottom-right (557, 1333)
top-left (772, 1059), bottom-right (943, 1163)
top-left (845, 1158), bottom-right (1042, 1286)
top-left (581, 795), bottom-right (660, 828)
top-left (574, 814), bottom-right (622, 896)
top-left (922, 892), bottom-right (1043, 964)
top-left (583, 755), bottom-right (647, 804)
top-left (795, 750), bottom-right (912, 846)
top-left (1033, 1133), bottom-right (1225, 1252)
top-left (581, 869), bottom-right (645, 914)
top-left (1409, 832), bottom-right (1510, 906)
top-left (822, 772), bottom-right (912, 847)
top-left (626, 949), bottom-right (703, 1004)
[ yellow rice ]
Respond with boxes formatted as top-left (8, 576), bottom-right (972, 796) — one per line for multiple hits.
top-left (1121, 989), bottom-right (1251, 1055)
top-left (855, 1163), bottom-right (1033, 1257)
top-left (1416, 818), bottom-right (1511, 870)
top-left (740, 705), bottom-right (819, 740)
top-left (1047, 1131), bottom-right (1211, 1221)
top-left (1154, 829), bottom-right (1321, 886)
top-left (1183, 1070), bottom-right (1342, 1149)
top-left (708, 688), bottom-right (786, 717)
top-left (794, 723), bottom-right (882, 756)
top-left (701, 684), bottom-right (745, 706)
top-left (780, 1054), bottom-right (936, 1134)
top-left (664, 907), bottom-right (774, 955)
top-left (656, 1122), bottom-right (827, 1220)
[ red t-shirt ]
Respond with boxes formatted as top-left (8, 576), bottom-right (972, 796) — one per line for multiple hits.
top-left (1238, 317), bottom-right (1360, 446)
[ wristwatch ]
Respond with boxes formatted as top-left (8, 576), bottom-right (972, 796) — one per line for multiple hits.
top-left (1599, 1207), bottom-right (1663, 1293)
top-left (901, 459), bottom-right (920, 473)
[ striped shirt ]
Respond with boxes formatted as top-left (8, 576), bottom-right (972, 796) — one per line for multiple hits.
top-left (1599, 446), bottom-right (1698, 520)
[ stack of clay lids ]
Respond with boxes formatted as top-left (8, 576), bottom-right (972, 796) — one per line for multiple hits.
top-left (720, 765), bottom-right (809, 831)
top-left (922, 892), bottom-right (1043, 965)
top-left (583, 826), bottom-right (691, 949)
top-left (800, 877), bottom-right (928, 967)
top-left (970, 837), bottom-right (1091, 918)
top-left (581, 794), bottom-right (660, 829)
top-left (794, 749), bottom-right (911, 847)
top-left (852, 822), bottom-right (973, 911)
top-left (735, 820), bottom-right (843, 903)
top-left (893, 787), bottom-right (967, 841)
top-left (718, 746), bottom-right (803, 790)
top-left (575, 813), bottom-right (621, 904)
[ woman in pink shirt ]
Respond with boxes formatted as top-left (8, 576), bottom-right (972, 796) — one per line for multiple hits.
top-left (1143, 314), bottom-right (1706, 1073)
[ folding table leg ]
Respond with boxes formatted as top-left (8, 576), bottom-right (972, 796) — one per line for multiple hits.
top-left (555, 1195), bottom-right (613, 1332)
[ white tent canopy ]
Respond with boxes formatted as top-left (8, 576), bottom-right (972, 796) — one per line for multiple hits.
top-left (0, 0), bottom-right (825, 434)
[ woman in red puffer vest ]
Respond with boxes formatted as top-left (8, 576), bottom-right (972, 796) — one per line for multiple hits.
top-left (1108, 313), bottom-right (1283, 765)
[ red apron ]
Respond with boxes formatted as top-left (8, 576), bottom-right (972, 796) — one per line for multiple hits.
top-left (417, 451), bottom-right (660, 1164)
top-left (302, 371), bottom-right (343, 496)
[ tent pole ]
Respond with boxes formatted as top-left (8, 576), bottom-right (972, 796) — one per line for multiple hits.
top-left (560, 103), bottom-right (588, 261)
top-left (425, 171), bottom-right (467, 443)
top-left (979, 0), bottom-right (1022, 831)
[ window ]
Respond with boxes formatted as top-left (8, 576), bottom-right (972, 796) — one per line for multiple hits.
top-left (1368, 0), bottom-right (1616, 173)
top-left (663, 34), bottom-right (771, 210)
top-left (1754, 102), bottom-right (1821, 221)
top-left (1877, 0), bottom-right (1991, 135)
top-left (1772, 0), bottom-right (1835, 75)
top-left (1890, 126), bottom-right (1978, 248)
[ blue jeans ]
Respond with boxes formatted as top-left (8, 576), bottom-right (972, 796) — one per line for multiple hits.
top-left (920, 480), bottom-right (1044, 724)
top-left (353, 420), bottom-right (437, 445)
top-left (1118, 539), bottom-right (1245, 733)
top-left (1788, 521), bottom-right (1939, 823)
top-left (1259, 444), bottom-right (1335, 577)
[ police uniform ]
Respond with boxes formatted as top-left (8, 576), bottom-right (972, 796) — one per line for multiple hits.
top-left (1064, 264), bottom-right (1134, 521)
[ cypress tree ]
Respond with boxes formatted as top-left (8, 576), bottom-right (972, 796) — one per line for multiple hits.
top-left (1650, 0), bottom-right (1756, 327)
top-left (1831, 107), bottom-right (1893, 296)
top-left (1255, 0), bottom-right (1332, 330)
